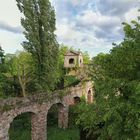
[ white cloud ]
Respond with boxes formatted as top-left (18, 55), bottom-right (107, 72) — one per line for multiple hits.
top-left (0, 0), bottom-right (21, 27)
top-left (71, 0), bottom-right (89, 6)
top-left (0, 30), bottom-right (24, 54)
top-left (124, 7), bottom-right (140, 23)
top-left (96, 0), bottom-right (139, 16)
top-left (76, 10), bottom-right (121, 27)
top-left (0, 0), bottom-right (139, 56)
top-left (0, 21), bottom-right (23, 34)
top-left (55, 18), bottom-right (114, 56)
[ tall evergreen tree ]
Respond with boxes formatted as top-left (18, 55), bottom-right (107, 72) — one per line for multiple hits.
top-left (16, 0), bottom-right (59, 91)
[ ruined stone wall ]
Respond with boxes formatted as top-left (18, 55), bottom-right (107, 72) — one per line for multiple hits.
top-left (0, 81), bottom-right (93, 140)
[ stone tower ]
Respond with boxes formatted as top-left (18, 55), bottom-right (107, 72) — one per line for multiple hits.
top-left (64, 51), bottom-right (83, 68)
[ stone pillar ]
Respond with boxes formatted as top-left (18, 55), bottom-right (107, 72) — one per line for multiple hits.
top-left (58, 105), bottom-right (69, 129)
top-left (31, 112), bottom-right (47, 140)
top-left (0, 122), bottom-right (9, 140)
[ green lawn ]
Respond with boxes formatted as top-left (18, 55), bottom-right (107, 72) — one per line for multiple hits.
top-left (9, 125), bottom-right (79, 140)
top-left (47, 126), bottom-right (80, 140)
top-left (9, 129), bottom-right (31, 140)
top-left (9, 107), bottom-right (80, 140)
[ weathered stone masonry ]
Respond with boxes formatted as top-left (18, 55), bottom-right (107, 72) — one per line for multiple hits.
top-left (0, 81), bottom-right (93, 140)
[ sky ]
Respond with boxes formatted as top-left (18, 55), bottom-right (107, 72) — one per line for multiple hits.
top-left (0, 0), bottom-right (139, 57)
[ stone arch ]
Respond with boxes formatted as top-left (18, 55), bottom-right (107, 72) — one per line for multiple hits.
top-left (9, 111), bottom-right (34, 140)
top-left (8, 108), bottom-right (38, 126)
top-left (0, 105), bottom-right (41, 140)
top-left (47, 101), bottom-right (68, 129)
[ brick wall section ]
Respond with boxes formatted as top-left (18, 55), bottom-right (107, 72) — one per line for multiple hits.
top-left (31, 111), bottom-right (47, 140)
top-left (58, 105), bottom-right (69, 129)
top-left (0, 81), bottom-right (93, 140)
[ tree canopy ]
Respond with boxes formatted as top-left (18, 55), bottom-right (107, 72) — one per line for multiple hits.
top-left (16, 0), bottom-right (59, 91)
top-left (76, 17), bottom-right (140, 140)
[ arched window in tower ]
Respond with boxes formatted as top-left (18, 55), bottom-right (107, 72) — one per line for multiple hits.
top-left (69, 58), bottom-right (74, 64)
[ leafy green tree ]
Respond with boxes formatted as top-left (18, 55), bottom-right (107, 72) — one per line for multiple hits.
top-left (55, 45), bottom-right (69, 89)
top-left (16, 0), bottom-right (59, 91)
top-left (83, 51), bottom-right (90, 64)
top-left (76, 17), bottom-right (140, 140)
top-left (1, 52), bottom-right (35, 97)
top-left (11, 52), bottom-right (35, 97)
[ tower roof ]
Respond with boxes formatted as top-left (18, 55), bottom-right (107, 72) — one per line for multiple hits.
top-left (65, 50), bottom-right (81, 56)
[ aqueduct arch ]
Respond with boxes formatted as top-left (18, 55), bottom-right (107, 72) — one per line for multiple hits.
top-left (47, 101), bottom-right (69, 129)
top-left (9, 112), bottom-right (33, 139)
top-left (0, 105), bottom-right (39, 140)
top-left (0, 81), bottom-right (93, 140)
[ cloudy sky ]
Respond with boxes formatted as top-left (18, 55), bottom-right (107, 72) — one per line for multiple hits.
top-left (0, 0), bottom-right (139, 57)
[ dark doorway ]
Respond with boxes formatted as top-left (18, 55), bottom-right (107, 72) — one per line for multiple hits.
top-left (69, 58), bottom-right (75, 64)
top-left (9, 112), bottom-right (32, 140)
top-left (74, 97), bottom-right (81, 104)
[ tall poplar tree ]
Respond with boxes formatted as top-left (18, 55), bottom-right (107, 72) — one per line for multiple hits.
top-left (16, 0), bottom-right (59, 91)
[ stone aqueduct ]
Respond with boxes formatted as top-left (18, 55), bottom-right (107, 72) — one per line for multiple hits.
top-left (0, 81), bottom-right (93, 140)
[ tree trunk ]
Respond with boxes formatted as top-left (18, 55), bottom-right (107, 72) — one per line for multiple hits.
top-left (21, 83), bottom-right (26, 97)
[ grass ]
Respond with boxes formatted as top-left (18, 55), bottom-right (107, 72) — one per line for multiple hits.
top-left (48, 126), bottom-right (79, 140)
top-left (9, 106), bottom-right (80, 140)
top-left (9, 129), bottom-right (31, 140)
top-left (9, 122), bottom-right (80, 140)
top-left (9, 126), bottom-right (79, 140)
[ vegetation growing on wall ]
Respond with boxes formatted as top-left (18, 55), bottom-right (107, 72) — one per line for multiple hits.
top-left (16, 0), bottom-right (59, 92)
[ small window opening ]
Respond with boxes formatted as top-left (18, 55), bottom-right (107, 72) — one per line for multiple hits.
top-left (74, 97), bottom-right (81, 104)
top-left (69, 58), bottom-right (74, 64)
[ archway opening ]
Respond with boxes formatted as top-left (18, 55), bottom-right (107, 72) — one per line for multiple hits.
top-left (87, 90), bottom-right (92, 103)
top-left (80, 59), bottom-right (82, 64)
top-left (47, 103), bottom-right (65, 139)
top-left (9, 112), bottom-right (33, 140)
top-left (69, 58), bottom-right (75, 64)
top-left (74, 96), bottom-right (81, 104)
top-left (47, 103), bottom-right (62, 127)
top-left (47, 103), bottom-right (79, 140)
top-left (67, 96), bottom-right (81, 139)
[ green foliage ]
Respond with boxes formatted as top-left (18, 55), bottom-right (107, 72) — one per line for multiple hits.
top-left (0, 49), bottom-right (17, 97)
top-left (0, 46), bottom-right (4, 65)
top-left (16, 0), bottom-right (59, 92)
top-left (9, 110), bottom-right (79, 140)
top-left (10, 52), bottom-right (35, 96)
top-left (48, 126), bottom-right (79, 140)
top-left (55, 45), bottom-right (69, 89)
top-left (55, 45), bottom-right (90, 89)
top-left (64, 75), bottom-right (80, 87)
top-left (9, 113), bottom-right (31, 140)
top-left (0, 51), bottom-right (35, 97)
top-left (76, 16), bottom-right (140, 139)
top-left (83, 51), bottom-right (90, 64)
